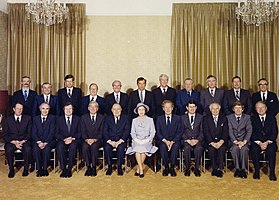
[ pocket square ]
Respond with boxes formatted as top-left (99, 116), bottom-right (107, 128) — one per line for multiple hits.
top-left (270, 100), bottom-right (274, 102)
top-left (220, 123), bottom-right (224, 127)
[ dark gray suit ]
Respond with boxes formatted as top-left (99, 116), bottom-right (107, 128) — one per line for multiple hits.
top-left (200, 88), bottom-right (224, 115)
top-left (227, 113), bottom-right (252, 170)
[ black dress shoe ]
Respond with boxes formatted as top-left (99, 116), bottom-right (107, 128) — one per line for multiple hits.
top-left (85, 167), bottom-right (92, 176)
top-left (91, 167), bottom-right (97, 176)
top-left (8, 170), bottom-right (15, 178)
top-left (30, 165), bottom-right (35, 173)
top-left (67, 169), bottom-right (72, 178)
top-left (44, 170), bottom-right (49, 177)
top-left (269, 174), bottom-right (277, 181)
top-left (118, 168), bottom-right (123, 176)
top-left (170, 168), bottom-right (176, 177)
top-left (216, 170), bottom-right (223, 178)
top-left (162, 168), bottom-right (169, 176)
top-left (194, 169), bottom-right (201, 177)
top-left (139, 173), bottom-right (144, 178)
top-left (60, 170), bottom-right (67, 178)
top-left (253, 171), bottom-right (260, 180)
top-left (22, 170), bottom-right (29, 177)
top-left (134, 172), bottom-right (140, 176)
top-left (37, 169), bottom-right (43, 177)
top-left (211, 169), bottom-right (217, 176)
top-left (241, 169), bottom-right (247, 179)
top-left (106, 167), bottom-right (112, 176)
top-left (184, 169), bottom-right (190, 176)
top-left (234, 169), bottom-right (240, 178)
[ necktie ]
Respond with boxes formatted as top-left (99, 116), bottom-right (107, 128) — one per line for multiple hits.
top-left (116, 117), bottom-right (119, 124)
top-left (214, 116), bottom-right (218, 127)
top-left (237, 116), bottom-right (240, 124)
top-left (190, 115), bottom-right (194, 129)
top-left (16, 117), bottom-right (20, 123)
top-left (91, 115), bottom-right (95, 124)
top-left (187, 91), bottom-right (191, 97)
top-left (42, 117), bottom-right (46, 127)
top-left (116, 94), bottom-right (119, 103)
top-left (67, 117), bottom-right (71, 133)
top-left (163, 88), bottom-right (166, 96)
top-left (167, 116), bottom-right (171, 128)
top-left (261, 117), bottom-right (265, 127)
top-left (262, 93), bottom-right (266, 102)
top-left (210, 89), bottom-right (214, 97)
top-left (91, 96), bottom-right (94, 102)
top-left (45, 95), bottom-right (49, 103)
top-left (68, 89), bottom-right (71, 98)
top-left (235, 90), bottom-right (240, 101)
top-left (24, 90), bottom-right (28, 101)
top-left (140, 91), bottom-right (144, 103)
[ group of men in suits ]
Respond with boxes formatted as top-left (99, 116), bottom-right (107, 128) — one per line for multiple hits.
top-left (3, 74), bottom-right (279, 181)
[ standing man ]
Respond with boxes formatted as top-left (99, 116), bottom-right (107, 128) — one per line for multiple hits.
top-left (200, 75), bottom-right (224, 116)
top-left (33, 82), bottom-right (59, 116)
top-left (203, 102), bottom-right (228, 178)
top-left (176, 78), bottom-right (201, 115)
top-left (103, 103), bottom-right (130, 176)
top-left (3, 103), bottom-right (32, 178)
top-left (32, 103), bottom-right (56, 177)
top-left (81, 83), bottom-right (106, 115)
top-left (12, 76), bottom-right (37, 116)
top-left (105, 80), bottom-right (129, 116)
top-left (251, 101), bottom-right (278, 181)
top-left (181, 100), bottom-right (204, 177)
top-left (227, 101), bottom-right (252, 179)
top-left (252, 78), bottom-right (279, 117)
top-left (152, 74), bottom-right (176, 117)
top-left (156, 100), bottom-right (182, 177)
top-left (58, 74), bottom-right (82, 116)
top-left (128, 77), bottom-right (155, 119)
top-left (81, 101), bottom-right (105, 176)
top-left (223, 76), bottom-right (252, 115)
top-left (56, 103), bottom-right (81, 178)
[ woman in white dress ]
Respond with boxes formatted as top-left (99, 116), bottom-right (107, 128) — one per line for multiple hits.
top-left (126, 103), bottom-right (158, 178)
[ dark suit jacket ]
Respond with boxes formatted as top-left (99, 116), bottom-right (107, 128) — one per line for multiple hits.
top-left (58, 87), bottom-right (82, 116)
top-left (81, 95), bottom-right (106, 115)
top-left (12, 89), bottom-right (37, 116)
top-left (181, 113), bottom-right (204, 143)
top-left (56, 115), bottom-right (81, 141)
top-left (103, 114), bottom-right (130, 142)
top-left (176, 89), bottom-right (201, 115)
top-left (156, 114), bottom-right (182, 145)
top-left (223, 89), bottom-right (252, 115)
top-left (32, 94), bottom-right (60, 116)
top-left (31, 115), bottom-right (56, 145)
top-left (80, 113), bottom-right (105, 141)
top-left (203, 114), bottom-right (229, 148)
top-left (105, 92), bottom-right (129, 115)
top-left (128, 89), bottom-right (155, 119)
top-left (152, 86), bottom-right (177, 117)
top-left (251, 114), bottom-right (278, 143)
top-left (200, 88), bottom-right (224, 115)
top-left (3, 115), bottom-right (32, 143)
top-left (252, 91), bottom-right (279, 117)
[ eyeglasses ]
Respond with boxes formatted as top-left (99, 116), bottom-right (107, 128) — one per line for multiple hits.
top-left (259, 83), bottom-right (268, 86)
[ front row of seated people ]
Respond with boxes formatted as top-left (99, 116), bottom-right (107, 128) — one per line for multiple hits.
top-left (3, 99), bottom-right (278, 181)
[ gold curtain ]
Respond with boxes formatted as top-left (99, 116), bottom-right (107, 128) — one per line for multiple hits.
top-left (7, 3), bottom-right (86, 94)
top-left (171, 3), bottom-right (279, 93)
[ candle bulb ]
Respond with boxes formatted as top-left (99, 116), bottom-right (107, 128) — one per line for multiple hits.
top-left (238, 0), bottom-right (240, 8)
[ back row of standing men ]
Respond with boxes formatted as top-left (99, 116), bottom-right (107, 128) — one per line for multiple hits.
top-left (11, 74), bottom-right (279, 119)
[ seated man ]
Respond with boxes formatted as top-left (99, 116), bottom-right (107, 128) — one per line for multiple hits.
top-left (81, 101), bottom-right (105, 176)
top-left (103, 103), bottom-right (130, 176)
top-left (203, 102), bottom-right (228, 178)
top-left (181, 100), bottom-right (203, 177)
top-left (156, 100), bottom-right (182, 177)
top-left (32, 102), bottom-right (56, 177)
top-left (227, 101), bottom-right (252, 179)
top-left (56, 103), bottom-right (81, 178)
top-left (3, 103), bottom-right (32, 178)
top-left (251, 101), bottom-right (278, 181)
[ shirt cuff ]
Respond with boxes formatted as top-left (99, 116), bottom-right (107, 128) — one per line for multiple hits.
top-left (254, 141), bottom-right (261, 145)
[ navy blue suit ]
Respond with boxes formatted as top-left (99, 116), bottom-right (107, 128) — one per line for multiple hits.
top-left (176, 89), bottom-right (201, 115)
top-left (12, 89), bottom-right (37, 116)
top-left (152, 87), bottom-right (177, 117)
top-left (81, 113), bottom-right (105, 168)
top-left (32, 115), bottom-right (56, 170)
top-left (58, 87), bottom-right (82, 116)
top-left (156, 114), bottom-right (182, 167)
top-left (103, 114), bottom-right (130, 166)
top-left (105, 92), bottom-right (129, 115)
top-left (56, 115), bottom-right (81, 170)
top-left (3, 115), bottom-right (32, 171)
top-left (252, 91), bottom-right (279, 117)
top-left (33, 94), bottom-right (60, 116)
top-left (81, 95), bottom-right (106, 115)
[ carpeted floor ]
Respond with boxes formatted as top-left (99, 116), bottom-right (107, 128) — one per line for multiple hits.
top-left (0, 151), bottom-right (279, 200)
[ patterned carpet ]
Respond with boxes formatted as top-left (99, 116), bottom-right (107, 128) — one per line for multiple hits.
top-left (0, 151), bottom-right (279, 200)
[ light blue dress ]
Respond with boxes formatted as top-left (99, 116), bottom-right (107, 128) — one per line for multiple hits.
top-left (126, 116), bottom-right (158, 156)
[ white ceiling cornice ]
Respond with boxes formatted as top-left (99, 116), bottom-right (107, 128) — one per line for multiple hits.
top-left (0, 0), bottom-right (7, 13)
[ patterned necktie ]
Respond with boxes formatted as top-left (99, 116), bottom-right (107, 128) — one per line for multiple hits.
top-left (210, 89), bottom-right (214, 97)
top-left (262, 93), bottom-right (266, 102)
top-left (167, 116), bottom-right (171, 129)
top-left (42, 117), bottom-right (46, 127)
top-left (68, 89), bottom-right (71, 98)
top-left (91, 115), bottom-right (95, 124)
top-left (116, 94), bottom-right (119, 103)
top-left (235, 90), bottom-right (240, 101)
top-left (237, 116), bottom-right (240, 124)
top-left (67, 116), bottom-right (71, 133)
top-left (163, 88), bottom-right (166, 96)
top-left (24, 90), bottom-right (28, 101)
top-left (261, 116), bottom-right (265, 127)
top-left (140, 91), bottom-right (144, 103)
top-left (45, 95), bottom-right (49, 103)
